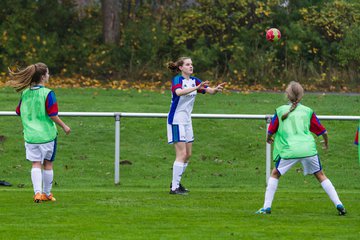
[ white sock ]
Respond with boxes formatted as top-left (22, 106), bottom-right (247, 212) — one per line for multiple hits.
top-left (182, 162), bottom-right (188, 174)
top-left (321, 179), bottom-right (342, 206)
top-left (31, 168), bottom-right (42, 194)
top-left (171, 161), bottom-right (185, 191)
top-left (43, 170), bottom-right (54, 196)
top-left (263, 177), bottom-right (279, 209)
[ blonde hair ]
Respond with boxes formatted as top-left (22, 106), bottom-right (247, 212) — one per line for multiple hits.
top-left (8, 62), bottom-right (48, 92)
top-left (281, 81), bottom-right (304, 121)
top-left (166, 57), bottom-right (191, 73)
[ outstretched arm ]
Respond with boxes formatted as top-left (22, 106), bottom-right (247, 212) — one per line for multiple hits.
top-left (175, 81), bottom-right (209, 96)
top-left (205, 82), bottom-right (226, 95)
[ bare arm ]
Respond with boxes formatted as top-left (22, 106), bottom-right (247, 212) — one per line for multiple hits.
top-left (205, 82), bottom-right (226, 95)
top-left (175, 81), bottom-right (209, 96)
top-left (266, 133), bottom-right (274, 144)
top-left (321, 131), bottom-right (328, 149)
top-left (50, 116), bottom-right (71, 135)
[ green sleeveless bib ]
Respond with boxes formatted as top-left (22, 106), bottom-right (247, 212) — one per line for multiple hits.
top-left (20, 87), bottom-right (57, 143)
top-left (273, 104), bottom-right (318, 160)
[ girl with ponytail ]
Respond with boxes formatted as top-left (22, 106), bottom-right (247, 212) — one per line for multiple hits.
top-left (256, 81), bottom-right (346, 215)
top-left (166, 57), bottom-right (226, 195)
top-left (9, 63), bottom-right (71, 203)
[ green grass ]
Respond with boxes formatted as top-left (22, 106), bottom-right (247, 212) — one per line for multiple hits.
top-left (0, 87), bottom-right (359, 239)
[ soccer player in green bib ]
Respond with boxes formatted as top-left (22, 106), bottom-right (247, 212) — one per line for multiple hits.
top-left (9, 63), bottom-right (71, 203)
top-left (256, 81), bottom-right (346, 215)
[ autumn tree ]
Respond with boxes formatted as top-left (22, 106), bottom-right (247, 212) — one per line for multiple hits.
top-left (101, 0), bottom-right (120, 44)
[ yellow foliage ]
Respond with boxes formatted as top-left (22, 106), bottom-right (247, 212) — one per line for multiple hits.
top-left (2, 31), bottom-right (8, 42)
top-left (0, 72), bottom-right (356, 93)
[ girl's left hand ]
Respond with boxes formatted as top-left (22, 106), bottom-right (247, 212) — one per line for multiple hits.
top-left (215, 82), bottom-right (226, 92)
top-left (320, 140), bottom-right (328, 150)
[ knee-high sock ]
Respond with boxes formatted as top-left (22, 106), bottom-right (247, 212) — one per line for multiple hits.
top-left (321, 179), bottom-right (342, 206)
top-left (31, 168), bottom-right (42, 194)
top-left (171, 161), bottom-right (185, 191)
top-left (182, 162), bottom-right (188, 174)
top-left (264, 177), bottom-right (279, 209)
top-left (43, 169), bottom-right (54, 196)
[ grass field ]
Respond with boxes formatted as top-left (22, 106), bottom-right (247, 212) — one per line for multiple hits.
top-left (0, 87), bottom-right (359, 239)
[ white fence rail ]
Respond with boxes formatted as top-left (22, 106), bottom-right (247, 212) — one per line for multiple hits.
top-left (1, 111), bottom-right (359, 185)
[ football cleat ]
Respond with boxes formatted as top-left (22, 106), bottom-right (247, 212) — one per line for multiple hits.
top-left (169, 187), bottom-right (188, 195)
top-left (336, 204), bottom-right (346, 216)
top-left (178, 183), bottom-right (189, 193)
top-left (255, 207), bottom-right (271, 214)
top-left (170, 183), bottom-right (189, 193)
top-left (33, 192), bottom-right (42, 203)
top-left (41, 193), bottom-right (56, 202)
top-left (0, 180), bottom-right (12, 186)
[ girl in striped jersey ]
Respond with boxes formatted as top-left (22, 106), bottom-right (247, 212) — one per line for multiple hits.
top-left (9, 63), bottom-right (71, 203)
top-left (167, 57), bottom-right (225, 194)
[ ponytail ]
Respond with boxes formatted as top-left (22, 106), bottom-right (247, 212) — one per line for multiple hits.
top-left (166, 57), bottom-right (191, 73)
top-left (8, 63), bottom-right (48, 92)
top-left (281, 81), bottom-right (304, 121)
top-left (167, 61), bottom-right (179, 73)
top-left (281, 101), bottom-right (298, 121)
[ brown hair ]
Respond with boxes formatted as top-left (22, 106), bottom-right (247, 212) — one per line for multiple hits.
top-left (8, 62), bottom-right (48, 92)
top-left (166, 57), bottom-right (191, 73)
top-left (281, 81), bottom-right (304, 121)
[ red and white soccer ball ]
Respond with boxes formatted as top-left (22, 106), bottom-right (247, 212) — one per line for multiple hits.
top-left (266, 28), bottom-right (281, 42)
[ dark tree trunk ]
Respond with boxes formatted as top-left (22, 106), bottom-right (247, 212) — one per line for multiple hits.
top-left (72, 0), bottom-right (97, 19)
top-left (101, 0), bottom-right (120, 44)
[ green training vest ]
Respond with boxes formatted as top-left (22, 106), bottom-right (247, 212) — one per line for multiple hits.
top-left (20, 87), bottom-right (57, 143)
top-left (272, 104), bottom-right (318, 160)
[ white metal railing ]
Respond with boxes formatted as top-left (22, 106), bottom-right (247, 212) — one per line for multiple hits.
top-left (1, 111), bottom-right (359, 185)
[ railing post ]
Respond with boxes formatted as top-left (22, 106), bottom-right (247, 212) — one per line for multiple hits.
top-left (265, 115), bottom-right (272, 185)
top-left (114, 113), bottom-right (121, 185)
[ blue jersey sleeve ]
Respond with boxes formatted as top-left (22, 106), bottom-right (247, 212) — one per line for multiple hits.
top-left (194, 77), bottom-right (206, 94)
top-left (171, 75), bottom-right (183, 93)
top-left (46, 91), bottom-right (58, 116)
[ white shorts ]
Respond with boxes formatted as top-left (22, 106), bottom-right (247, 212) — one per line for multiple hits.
top-left (275, 155), bottom-right (322, 176)
top-left (167, 123), bottom-right (194, 144)
top-left (25, 139), bottom-right (57, 163)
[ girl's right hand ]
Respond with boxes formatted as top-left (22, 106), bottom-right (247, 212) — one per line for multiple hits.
top-left (266, 135), bottom-right (274, 144)
top-left (197, 80), bottom-right (209, 89)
